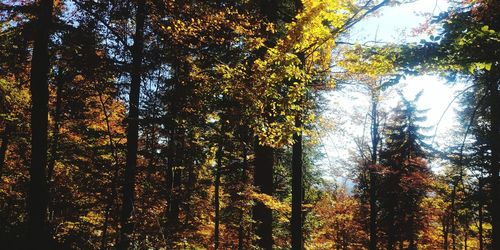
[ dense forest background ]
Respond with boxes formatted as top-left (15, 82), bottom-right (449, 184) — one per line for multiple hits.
top-left (0, 0), bottom-right (499, 249)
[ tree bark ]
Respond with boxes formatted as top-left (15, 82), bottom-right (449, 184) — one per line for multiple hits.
top-left (28, 0), bottom-right (53, 248)
top-left (118, 1), bottom-right (146, 248)
top-left (291, 1), bottom-right (304, 248)
top-left (464, 211), bottom-right (468, 250)
top-left (387, 201), bottom-right (397, 250)
top-left (252, 2), bottom-right (279, 249)
top-left (450, 182), bottom-right (457, 250)
top-left (408, 215), bottom-right (416, 250)
top-left (0, 124), bottom-right (11, 178)
top-left (443, 215), bottom-right (449, 250)
top-left (214, 143), bottom-right (223, 250)
top-left (479, 202), bottom-right (484, 250)
top-left (253, 140), bottom-right (274, 250)
top-left (478, 178), bottom-right (484, 250)
top-left (238, 130), bottom-right (250, 250)
top-left (164, 60), bottom-right (188, 237)
top-left (488, 70), bottom-right (500, 250)
top-left (369, 91), bottom-right (379, 250)
top-left (97, 92), bottom-right (122, 250)
top-left (170, 155), bottom-right (182, 222)
top-left (291, 115), bottom-right (303, 250)
top-left (47, 76), bottom-right (63, 182)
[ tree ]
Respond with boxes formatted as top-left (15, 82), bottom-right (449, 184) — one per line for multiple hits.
top-left (28, 0), bottom-right (53, 248)
top-left (393, 0), bottom-right (500, 246)
top-left (378, 93), bottom-right (431, 250)
top-left (118, 0), bottom-right (146, 248)
top-left (337, 44), bottom-right (399, 249)
top-left (4, 0), bottom-right (479, 249)
top-left (306, 186), bottom-right (367, 250)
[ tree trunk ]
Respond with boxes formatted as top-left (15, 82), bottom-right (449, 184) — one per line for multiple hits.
top-left (478, 179), bottom-right (484, 250)
top-left (170, 158), bottom-right (182, 223)
top-left (46, 74), bottom-right (63, 225)
top-left (164, 59), bottom-right (188, 237)
top-left (238, 131), bottom-right (250, 250)
top-left (291, 114), bottom-right (303, 250)
top-left (253, 140), bottom-right (274, 250)
top-left (214, 143), bottom-right (223, 250)
top-left (183, 155), bottom-right (196, 227)
top-left (164, 125), bottom-right (182, 245)
top-left (118, 1), bottom-right (145, 248)
top-left (408, 214), bottom-right (416, 250)
top-left (47, 76), bottom-right (63, 182)
top-left (488, 70), bottom-right (500, 250)
top-left (238, 211), bottom-right (245, 250)
top-left (369, 91), bottom-right (379, 250)
top-left (291, 1), bottom-right (304, 248)
top-left (387, 207), bottom-right (396, 250)
top-left (164, 126), bottom-right (175, 228)
top-left (97, 92), bottom-right (122, 250)
top-left (464, 212), bottom-right (468, 250)
top-left (443, 215), bottom-right (449, 250)
top-left (449, 180), bottom-right (457, 250)
top-left (252, 2), bottom-right (278, 249)
top-left (0, 124), bottom-right (11, 178)
top-left (479, 203), bottom-right (484, 250)
top-left (28, 0), bottom-right (53, 248)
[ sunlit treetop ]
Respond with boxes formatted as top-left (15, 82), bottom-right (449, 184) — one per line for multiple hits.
top-left (337, 44), bottom-right (398, 83)
top-left (217, 0), bottom-right (362, 147)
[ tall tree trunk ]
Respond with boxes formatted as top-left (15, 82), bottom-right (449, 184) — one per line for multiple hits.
top-left (291, 1), bottom-right (304, 249)
top-left (238, 211), bottom-right (245, 250)
top-left (47, 76), bottom-right (63, 182)
top-left (369, 91), bottom-right (379, 250)
top-left (464, 211), bottom-right (468, 250)
top-left (97, 92), bottom-right (122, 250)
top-left (165, 60), bottom-right (187, 237)
top-left (479, 203), bottom-right (484, 250)
top-left (46, 75), bottom-right (63, 225)
top-left (28, 0), bottom-right (53, 248)
top-left (238, 130), bottom-right (250, 250)
top-left (478, 179), bottom-right (484, 250)
top-left (408, 215), bottom-right (416, 250)
top-left (170, 157), bottom-right (182, 222)
top-left (253, 140), bottom-right (274, 250)
top-left (184, 150), bottom-right (196, 227)
top-left (214, 143), bottom-right (223, 250)
top-left (0, 124), bottom-right (11, 178)
top-left (489, 72), bottom-right (500, 250)
top-left (118, 1), bottom-right (145, 248)
top-left (443, 215), bottom-right (449, 250)
top-left (165, 126), bottom-right (175, 229)
top-left (164, 126), bottom-right (182, 245)
top-left (291, 115), bottom-right (303, 250)
top-left (387, 206), bottom-right (396, 250)
top-left (252, 2), bottom-right (278, 249)
top-left (451, 182), bottom-right (457, 250)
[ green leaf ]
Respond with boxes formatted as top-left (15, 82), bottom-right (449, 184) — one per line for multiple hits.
top-left (485, 62), bottom-right (492, 71)
top-left (468, 64), bottom-right (475, 74)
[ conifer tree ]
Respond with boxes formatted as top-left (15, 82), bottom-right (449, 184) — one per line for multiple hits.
top-left (378, 93), bottom-right (431, 250)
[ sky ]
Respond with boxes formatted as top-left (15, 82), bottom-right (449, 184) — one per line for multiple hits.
top-left (350, 0), bottom-right (449, 43)
top-left (318, 0), bottom-right (468, 182)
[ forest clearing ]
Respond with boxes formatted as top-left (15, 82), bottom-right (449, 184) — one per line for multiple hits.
top-left (0, 0), bottom-right (499, 249)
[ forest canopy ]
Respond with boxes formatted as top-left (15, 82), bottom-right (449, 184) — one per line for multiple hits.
top-left (0, 0), bottom-right (499, 249)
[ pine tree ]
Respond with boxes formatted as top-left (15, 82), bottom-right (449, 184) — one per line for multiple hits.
top-left (378, 93), bottom-right (431, 249)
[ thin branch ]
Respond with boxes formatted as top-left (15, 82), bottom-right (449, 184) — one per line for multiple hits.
top-left (72, 0), bottom-right (132, 53)
top-left (431, 83), bottom-right (477, 146)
